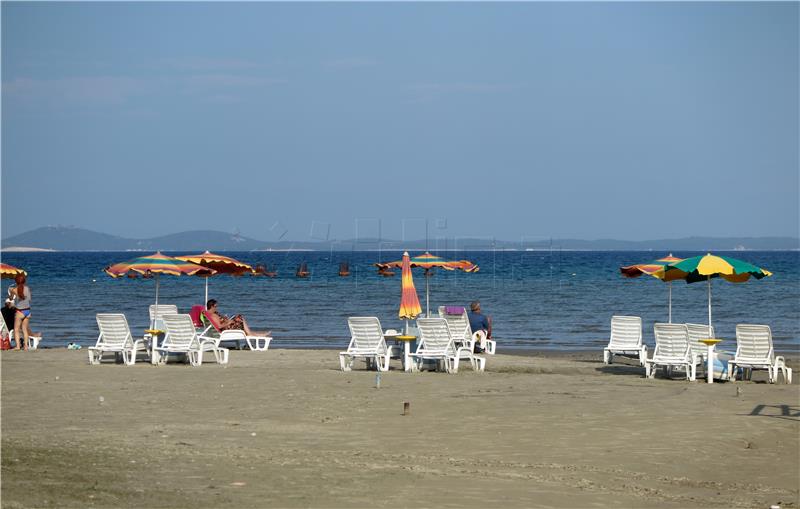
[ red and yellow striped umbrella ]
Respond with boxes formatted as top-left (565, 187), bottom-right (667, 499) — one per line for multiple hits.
top-left (0, 263), bottom-right (27, 280)
top-left (104, 252), bottom-right (216, 364)
top-left (399, 252), bottom-right (422, 320)
top-left (376, 252), bottom-right (479, 316)
top-left (175, 251), bottom-right (254, 275)
top-left (104, 252), bottom-right (216, 278)
top-left (620, 254), bottom-right (686, 323)
top-left (620, 254), bottom-right (686, 281)
top-left (176, 251), bottom-right (255, 303)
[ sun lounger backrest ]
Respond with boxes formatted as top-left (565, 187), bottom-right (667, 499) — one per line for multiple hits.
top-left (653, 323), bottom-right (689, 358)
top-left (609, 316), bottom-right (642, 349)
top-left (735, 324), bottom-right (773, 361)
top-left (162, 314), bottom-right (199, 349)
top-left (96, 314), bottom-right (133, 348)
top-left (201, 309), bottom-right (222, 332)
top-left (437, 306), bottom-right (471, 343)
top-left (417, 318), bottom-right (456, 355)
top-left (150, 304), bottom-right (179, 330)
top-left (686, 323), bottom-right (714, 358)
top-left (347, 317), bottom-right (385, 352)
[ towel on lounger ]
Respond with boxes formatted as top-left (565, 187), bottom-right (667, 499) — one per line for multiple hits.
top-left (445, 306), bottom-right (466, 315)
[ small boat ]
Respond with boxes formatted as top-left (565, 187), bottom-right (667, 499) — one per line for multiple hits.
top-left (296, 262), bottom-right (310, 278)
top-left (338, 262), bottom-right (350, 277)
top-left (377, 267), bottom-right (396, 277)
top-left (255, 264), bottom-right (277, 278)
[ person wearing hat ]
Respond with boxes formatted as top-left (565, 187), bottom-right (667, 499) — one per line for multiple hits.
top-left (467, 301), bottom-right (492, 353)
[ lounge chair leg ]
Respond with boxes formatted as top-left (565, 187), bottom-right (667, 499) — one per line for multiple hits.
top-left (603, 349), bottom-right (611, 365)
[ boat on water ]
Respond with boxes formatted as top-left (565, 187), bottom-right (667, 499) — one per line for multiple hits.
top-left (377, 267), bottom-right (396, 277)
top-left (338, 262), bottom-right (350, 277)
top-left (296, 262), bottom-right (310, 278)
top-left (255, 264), bottom-right (277, 278)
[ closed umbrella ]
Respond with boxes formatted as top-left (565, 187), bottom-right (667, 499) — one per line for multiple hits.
top-left (620, 254), bottom-right (685, 322)
top-left (375, 252), bottom-right (479, 316)
top-left (398, 252), bottom-right (422, 335)
top-left (175, 251), bottom-right (255, 304)
top-left (104, 252), bottom-right (216, 364)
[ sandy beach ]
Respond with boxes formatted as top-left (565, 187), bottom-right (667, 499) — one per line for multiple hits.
top-left (1, 348), bottom-right (798, 508)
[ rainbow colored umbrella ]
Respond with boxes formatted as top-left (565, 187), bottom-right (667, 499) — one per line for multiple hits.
top-left (175, 251), bottom-right (255, 304)
top-left (620, 254), bottom-right (685, 322)
top-left (653, 253), bottom-right (772, 334)
top-left (0, 263), bottom-right (27, 280)
top-left (376, 252), bottom-right (479, 316)
top-left (398, 252), bottom-right (422, 334)
top-left (105, 252), bottom-right (216, 364)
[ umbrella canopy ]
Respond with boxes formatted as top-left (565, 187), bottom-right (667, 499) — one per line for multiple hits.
top-left (175, 251), bottom-right (255, 304)
top-left (375, 252), bottom-right (479, 317)
top-left (0, 263), bottom-right (27, 280)
top-left (620, 254), bottom-right (685, 322)
top-left (656, 253), bottom-right (772, 284)
top-left (652, 253), bottom-right (772, 336)
top-left (398, 252), bottom-right (422, 321)
top-left (105, 252), bottom-right (216, 364)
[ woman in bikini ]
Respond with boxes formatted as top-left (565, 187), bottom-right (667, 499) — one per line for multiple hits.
top-left (10, 274), bottom-right (33, 350)
top-left (205, 299), bottom-right (270, 337)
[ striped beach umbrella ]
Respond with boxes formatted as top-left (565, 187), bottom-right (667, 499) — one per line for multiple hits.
top-left (398, 252), bottom-right (422, 334)
top-left (653, 253), bottom-right (772, 335)
top-left (620, 254), bottom-right (685, 322)
top-left (376, 252), bottom-right (479, 316)
top-left (175, 251), bottom-right (255, 304)
top-left (0, 263), bottom-right (27, 280)
top-left (105, 252), bottom-right (216, 364)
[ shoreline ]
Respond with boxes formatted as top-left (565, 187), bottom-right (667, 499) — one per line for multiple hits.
top-left (2, 348), bottom-right (797, 508)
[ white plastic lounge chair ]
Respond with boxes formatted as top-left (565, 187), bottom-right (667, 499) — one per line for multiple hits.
top-left (438, 306), bottom-right (497, 355)
top-left (199, 308), bottom-right (272, 352)
top-left (339, 317), bottom-right (393, 372)
top-left (0, 318), bottom-right (41, 350)
top-left (158, 314), bottom-right (228, 366)
top-left (645, 323), bottom-right (697, 381)
top-left (89, 314), bottom-right (146, 365)
top-left (603, 316), bottom-right (647, 366)
top-left (411, 318), bottom-right (484, 374)
top-left (149, 304), bottom-right (179, 330)
top-left (729, 324), bottom-right (792, 384)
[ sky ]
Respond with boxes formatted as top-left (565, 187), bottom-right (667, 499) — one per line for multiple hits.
top-left (2, 2), bottom-right (798, 243)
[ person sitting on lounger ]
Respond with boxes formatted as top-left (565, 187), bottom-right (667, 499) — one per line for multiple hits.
top-left (467, 301), bottom-right (492, 353)
top-left (205, 299), bottom-right (270, 337)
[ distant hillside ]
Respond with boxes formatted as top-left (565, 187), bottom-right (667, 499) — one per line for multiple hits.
top-left (1, 226), bottom-right (798, 251)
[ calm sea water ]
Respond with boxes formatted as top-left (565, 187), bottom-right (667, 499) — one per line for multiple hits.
top-left (1, 251), bottom-right (798, 353)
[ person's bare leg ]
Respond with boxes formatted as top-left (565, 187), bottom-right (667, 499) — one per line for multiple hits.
top-left (241, 318), bottom-right (270, 337)
top-left (22, 317), bottom-right (30, 350)
top-left (13, 312), bottom-right (23, 350)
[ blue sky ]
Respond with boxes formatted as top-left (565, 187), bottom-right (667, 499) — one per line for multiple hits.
top-left (2, 2), bottom-right (797, 242)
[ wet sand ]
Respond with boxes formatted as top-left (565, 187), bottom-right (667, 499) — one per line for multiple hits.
top-left (1, 349), bottom-right (798, 508)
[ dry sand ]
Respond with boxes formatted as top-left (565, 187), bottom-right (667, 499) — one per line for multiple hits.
top-left (1, 348), bottom-right (798, 508)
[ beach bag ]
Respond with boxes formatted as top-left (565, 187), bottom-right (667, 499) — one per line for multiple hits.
top-left (0, 333), bottom-right (10, 350)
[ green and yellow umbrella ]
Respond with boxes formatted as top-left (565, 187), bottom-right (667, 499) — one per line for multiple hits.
top-left (175, 251), bottom-right (255, 304)
top-left (653, 253), bottom-right (772, 333)
top-left (0, 263), bottom-right (27, 280)
top-left (620, 254), bottom-right (685, 322)
top-left (376, 252), bottom-right (479, 316)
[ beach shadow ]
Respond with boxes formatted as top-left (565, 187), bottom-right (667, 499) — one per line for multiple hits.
top-left (746, 404), bottom-right (800, 422)
top-left (595, 365), bottom-right (646, 377)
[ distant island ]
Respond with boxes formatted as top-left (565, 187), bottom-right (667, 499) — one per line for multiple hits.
top-left (1, 226), bottom-right (798, 252)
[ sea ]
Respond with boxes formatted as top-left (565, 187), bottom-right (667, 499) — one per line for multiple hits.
top-left (2, 250), bottom-right (798, 353)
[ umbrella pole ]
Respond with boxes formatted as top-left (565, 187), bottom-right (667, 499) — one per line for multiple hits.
top-left (425, 269), bottom-right (430, 318)
top-left (707, 276), bottom-right (712, 332)
top-left (205, 278), bottom-right (209, 306)
top-left (706, 275), bottom-right (714, 384)
top-left (668, 281), bottom-right (672, 323)
top-left (152, 274), bottom-right (160, 365)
